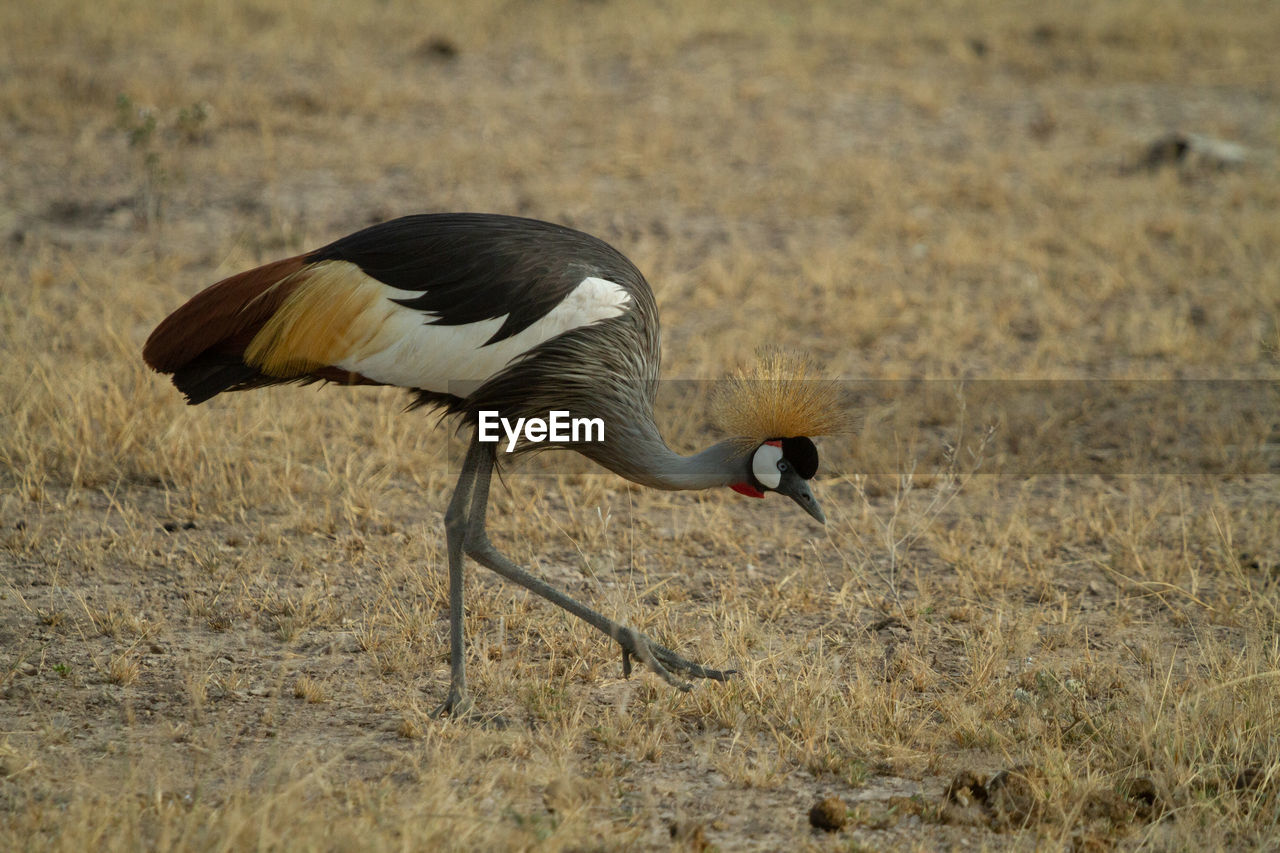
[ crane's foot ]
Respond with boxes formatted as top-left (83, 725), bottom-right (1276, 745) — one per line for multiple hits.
top-left (615, 626), bottom-right (737, 690)
top-left (432, 685), bottom-right (474, 719)
top-left (432, 687), bottom-right (509, 727)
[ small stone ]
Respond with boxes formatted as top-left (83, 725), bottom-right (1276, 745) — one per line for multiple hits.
top-left (808, 796), bottom-right (847, 832)
top-left (1135, 131), bottom-right (1247, 172)
top-left (415, 36), bottom-right (459, 61)
top-left (668, 821), bottom-right (709, 850)
top-left (946, 770), bottom-right (988, 805)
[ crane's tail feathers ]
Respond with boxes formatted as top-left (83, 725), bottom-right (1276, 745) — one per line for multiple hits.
top-left (143, 255), bottom-right (309, 377)
top-left (144, 255), bottom-right (390, 405)
top-left (143, 255), bottom-right (310, 403)
top-left (168, 360), bottom-right (269, 406)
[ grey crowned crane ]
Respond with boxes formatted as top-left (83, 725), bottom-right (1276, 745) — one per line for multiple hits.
top-left (143, 213), bottom-right (845, 716)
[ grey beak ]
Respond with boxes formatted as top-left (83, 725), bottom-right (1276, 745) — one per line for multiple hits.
top-left (775, 469), bottom-right (826, 525)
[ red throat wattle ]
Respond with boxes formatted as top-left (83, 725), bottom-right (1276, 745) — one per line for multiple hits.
top-left (731, 482), bottom-right (764, 498)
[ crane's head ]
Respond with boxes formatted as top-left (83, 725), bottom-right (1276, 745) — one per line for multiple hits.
top-left (729, 436), bottom-right (825, 523)
top-left (711, 350), bottom-right (850, 526)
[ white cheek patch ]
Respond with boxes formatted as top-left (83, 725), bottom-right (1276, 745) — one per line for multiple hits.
top-left (752, 444), bottom-right (783, 490)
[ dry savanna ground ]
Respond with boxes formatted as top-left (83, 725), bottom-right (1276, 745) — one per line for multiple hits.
top-left (3, 1), bottom-right (1280, 849)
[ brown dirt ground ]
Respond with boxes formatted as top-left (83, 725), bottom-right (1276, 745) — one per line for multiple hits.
top-left (3, 1), bottom-right (1279, 850)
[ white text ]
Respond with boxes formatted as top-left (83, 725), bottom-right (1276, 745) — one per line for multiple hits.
top-left (477, 410), bottom-right (605, 452)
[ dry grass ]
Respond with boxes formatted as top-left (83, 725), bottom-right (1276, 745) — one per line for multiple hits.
top-left (3, 0), bottom-right (1280, 849)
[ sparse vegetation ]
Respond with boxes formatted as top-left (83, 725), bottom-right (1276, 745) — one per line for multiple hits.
top-left (2, 0), bottom-right (1278, 849)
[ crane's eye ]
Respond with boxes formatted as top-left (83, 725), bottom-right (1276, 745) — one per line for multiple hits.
top-left (777, 460), bottom-right (789, 473)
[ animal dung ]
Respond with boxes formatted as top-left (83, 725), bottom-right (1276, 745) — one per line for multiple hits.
top-left (808, 796), bottom-right (848, 831)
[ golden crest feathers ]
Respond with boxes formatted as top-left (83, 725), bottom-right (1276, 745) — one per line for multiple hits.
top-left (710, 349), bottom-right (851, 444)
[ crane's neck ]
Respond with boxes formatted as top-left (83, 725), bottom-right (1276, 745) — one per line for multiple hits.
top-left (583, 415), bottom-right (750, 492)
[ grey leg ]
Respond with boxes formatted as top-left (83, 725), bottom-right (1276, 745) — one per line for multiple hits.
top-left (462, 447), bottom-right (733, 689)
top-left (433, 436), bottom-right (486, 717)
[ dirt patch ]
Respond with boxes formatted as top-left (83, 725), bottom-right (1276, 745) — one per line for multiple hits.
top-left (3, 0), bottom-right (1279, 850)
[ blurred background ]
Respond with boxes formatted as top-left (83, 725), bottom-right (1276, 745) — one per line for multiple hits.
top-left (2, 1), bottom-right (1279, 848)
top-left (6, 0), bottom-right (1277, 382)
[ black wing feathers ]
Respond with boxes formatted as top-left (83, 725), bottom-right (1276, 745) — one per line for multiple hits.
top-left (307, 214), bottom-right (641, 346)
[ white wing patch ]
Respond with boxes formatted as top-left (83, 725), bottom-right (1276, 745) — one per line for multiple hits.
top-left (336, 274), bottom-right (631, 392)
